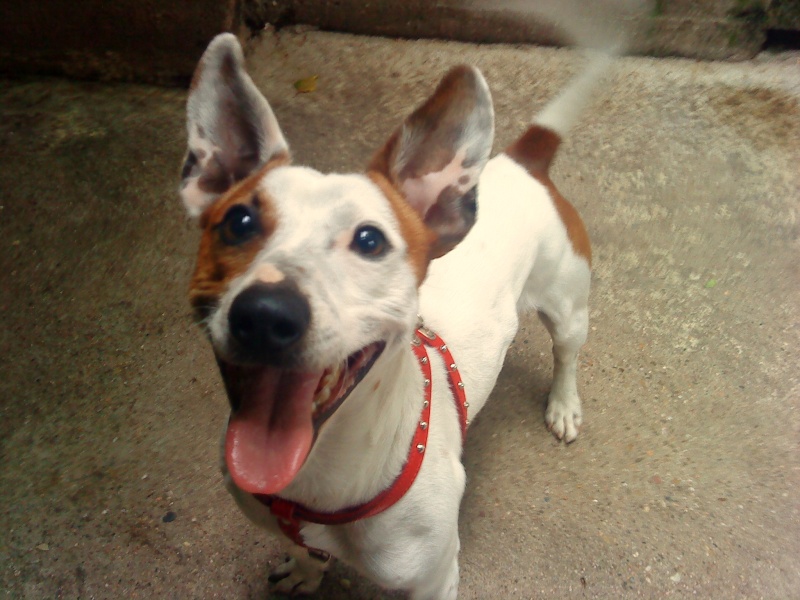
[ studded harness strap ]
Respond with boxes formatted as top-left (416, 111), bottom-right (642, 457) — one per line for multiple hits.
top-left (255, 324), bottom-right (469, 550)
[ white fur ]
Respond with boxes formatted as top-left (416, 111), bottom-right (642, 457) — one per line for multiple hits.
top-left (220, 152), bottom-right (591, 598)
top-left (185, 34), bottom-right (610, 599)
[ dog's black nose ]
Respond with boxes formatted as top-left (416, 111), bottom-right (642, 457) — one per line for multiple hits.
top-left (228, 282), bottom-right (311, 361)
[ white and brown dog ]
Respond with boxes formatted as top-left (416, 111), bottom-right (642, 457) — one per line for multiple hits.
top-left (180, 33), bottom-right (610, 599)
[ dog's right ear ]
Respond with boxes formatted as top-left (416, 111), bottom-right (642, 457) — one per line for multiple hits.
top-left (180, 34), bottom-right (289, 218)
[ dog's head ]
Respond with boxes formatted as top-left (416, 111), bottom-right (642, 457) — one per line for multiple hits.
top-left (179, 34), bottom-right (494, 495)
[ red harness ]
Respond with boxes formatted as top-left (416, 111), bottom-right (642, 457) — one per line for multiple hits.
top-left (255, 326), bottom-right (469, 548)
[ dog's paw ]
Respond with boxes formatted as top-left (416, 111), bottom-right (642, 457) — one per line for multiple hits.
top-left (268, 552), bottom-right (329, 596)
top-left (545, 393), bottom-right (582, 443)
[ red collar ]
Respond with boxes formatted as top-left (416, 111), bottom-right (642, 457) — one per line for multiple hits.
top-left (256, 325), bottom-right (469, 548)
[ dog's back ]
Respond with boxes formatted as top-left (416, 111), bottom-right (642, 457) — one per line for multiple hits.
top-left (420, 53), bottom-right (612, 423)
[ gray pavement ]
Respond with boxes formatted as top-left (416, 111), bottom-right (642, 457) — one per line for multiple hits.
top-left (1, 30), bottom-right (798, 599)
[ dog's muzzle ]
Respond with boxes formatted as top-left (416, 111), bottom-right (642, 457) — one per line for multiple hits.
top-left (217, 280), bottom-right (386, 496)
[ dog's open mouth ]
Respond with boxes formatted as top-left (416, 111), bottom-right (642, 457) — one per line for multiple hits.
top-left (219, 342), bottom-right (385, 496)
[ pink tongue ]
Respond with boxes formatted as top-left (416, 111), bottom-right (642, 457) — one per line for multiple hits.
top-left (225, 368), bottom-right (322, 495)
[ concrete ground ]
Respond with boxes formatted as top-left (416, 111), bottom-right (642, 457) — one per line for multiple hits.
top-left (1, 30), bottom-right (798, 599)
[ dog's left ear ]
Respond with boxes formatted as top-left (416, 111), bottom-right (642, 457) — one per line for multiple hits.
top-left (180, 34), bottom-right (289, 218)
top-left (370, 65), bottom-right (494, 258)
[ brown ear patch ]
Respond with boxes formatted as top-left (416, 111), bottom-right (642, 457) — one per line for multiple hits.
top-left (367, 172), bottom-right (435, 285)
top-left (424, 184), bottom-right (477, 259)
top-left (368, 64), bottom-right (492, 222)
top-left (396, 66), bottom-right (489, 185)
top-left (189, 158), bottom-right (287, 319)
top-left (368, 67), bottom-right (486, 187)
top-left (506, 125), bottom-right (591, 265)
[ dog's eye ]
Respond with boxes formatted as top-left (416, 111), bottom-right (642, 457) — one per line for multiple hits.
top-left (218, 204), bottom-right (261, 246)
top-left (350, 225), bottom-right (389, 258)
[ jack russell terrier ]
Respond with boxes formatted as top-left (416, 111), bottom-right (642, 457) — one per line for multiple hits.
top-left (180, 33), bottom-right (611, 599)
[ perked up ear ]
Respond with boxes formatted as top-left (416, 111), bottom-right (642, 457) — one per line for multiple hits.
top-left (180, 33), bottom-right (289, 218)
top-left (369, 65), bottom-right (494, 258)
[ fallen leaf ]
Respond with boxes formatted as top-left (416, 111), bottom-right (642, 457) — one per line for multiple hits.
top-left (705, 278), bottom-right (717, 288)
top-left (36, 543), bottom-right (49, 551)
top-left (294, 75), bottom-right (318, 93)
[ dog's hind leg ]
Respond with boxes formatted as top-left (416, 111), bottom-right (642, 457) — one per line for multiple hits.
top-left (536, 279), bottom-right (589, 443)
top-left (268, 543), bottom-right (331, 596)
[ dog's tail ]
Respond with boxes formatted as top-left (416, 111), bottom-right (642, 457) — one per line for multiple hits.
top-left (506, 51), bottom-right (617, 178)
top-left (461, 0), bottom-right (650, 136)
top-left (532, 51), bottom-right (616, 138)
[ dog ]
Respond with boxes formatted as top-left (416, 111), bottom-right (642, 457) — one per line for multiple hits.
top-left (179, 33), bottom-right (611, 599)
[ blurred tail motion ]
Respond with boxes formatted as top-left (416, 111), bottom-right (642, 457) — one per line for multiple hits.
top-left (456, 0), bottom-right (653, 54)
top-left (532, 51), bottom-right (615, 137)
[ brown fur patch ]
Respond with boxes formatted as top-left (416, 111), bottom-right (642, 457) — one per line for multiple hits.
top-left (506, 125), bottom-right (591, 264)
top-left (397, 66), bottom-right (484, 181)
top-left (368, 66), bottom-right (487, 263)
top-left (544, 182), bottom-right (592, 265)
top-left (506, 125), bottom-right (561, 180)
top-left (367, 172), bottom-right (435, 285)
top-left (189, 157), bottom-right (288, 318)
top-left (369, 65), bottom-right (489, 193)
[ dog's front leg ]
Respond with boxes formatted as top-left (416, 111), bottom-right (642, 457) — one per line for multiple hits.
top-left (268, 543), bottom-right (331, 596)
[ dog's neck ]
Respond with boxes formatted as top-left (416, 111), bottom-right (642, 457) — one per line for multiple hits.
top-left (276, 336), bottom-right (424, 511)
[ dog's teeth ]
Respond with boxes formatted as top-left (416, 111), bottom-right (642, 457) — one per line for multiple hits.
top-left (312, 361), bottom-right (346, 415)
top-left (313, 368), bottom-right (337, 414)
